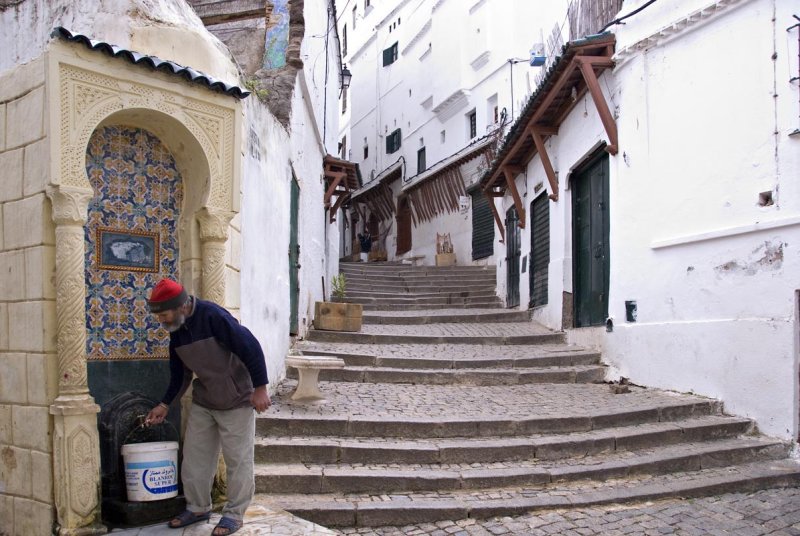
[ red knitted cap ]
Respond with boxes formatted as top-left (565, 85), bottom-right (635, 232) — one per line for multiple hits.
top-left (147, 279), bottom-right (188, 313)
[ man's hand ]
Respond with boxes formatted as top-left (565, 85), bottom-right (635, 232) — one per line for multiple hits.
top-left (145, 404), bottom-right (168, 426)
top-left (251, 385), bottom-right (271, 413)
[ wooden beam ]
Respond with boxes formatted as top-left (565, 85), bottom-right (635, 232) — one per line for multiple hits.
top-left (484, 189), bottom-right (505, 244)
top-left (324, 172), bottom-right (346, 206)
top-left (531, 124), bottom-right (559, 136)
top-left (575, 57), bottom-right (619, 155)
top-left (502, 167), bottom-right (526, 229)
top-left (528, 127), bottom-right (559, 202)
top-left (329, 193), bottom-right (348, 223)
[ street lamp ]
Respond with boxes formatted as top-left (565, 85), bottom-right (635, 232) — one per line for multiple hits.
top-left (340, 64), bottom-right (352, 90)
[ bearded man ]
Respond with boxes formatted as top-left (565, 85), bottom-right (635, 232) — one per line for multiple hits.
top-left (144, 278), bottom-right (270, 536)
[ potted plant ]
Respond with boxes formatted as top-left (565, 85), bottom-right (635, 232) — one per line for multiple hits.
top-left (313, 273), bottom-right (363, 332)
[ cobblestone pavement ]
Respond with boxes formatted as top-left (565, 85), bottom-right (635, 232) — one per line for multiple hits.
top-left (108, 505), bottom-right (336, 535)
top-left (297, 342), bottom-right (595, 361)
top-left (334, 487), bottom-right (800, 535)
top-left (264, 381), bottom-right (711, 420)
top-left (356, 323), bottom-right (554, 337)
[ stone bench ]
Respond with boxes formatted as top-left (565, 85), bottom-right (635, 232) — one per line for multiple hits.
top-left (285, 355), bottom-right (346, 403)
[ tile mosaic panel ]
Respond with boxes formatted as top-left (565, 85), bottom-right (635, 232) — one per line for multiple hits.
top-left (85, 126), bottom-right (183, 360)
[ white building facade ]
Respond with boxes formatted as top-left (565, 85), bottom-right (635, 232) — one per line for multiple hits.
top-left (339, 0), bottom-right (800, 443)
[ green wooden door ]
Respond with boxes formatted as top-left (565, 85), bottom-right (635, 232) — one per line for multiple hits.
top-left (529, 193), bottom-right (550, 308)
top-left (289, 176), bottom-right (300, 335)
top-left (506, 206), bottom-right (521, 308)
top-left (572, 154), bottom-right (609, 327)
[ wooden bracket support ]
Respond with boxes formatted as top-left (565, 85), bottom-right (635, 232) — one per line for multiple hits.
top-left (575, 57), bottom-right (618, 155)
top-left (324, 172), bottom-right (346, 206)
top-left (502, 167), bottom-right (526, 229)
top-left (528, 127), bottom-right (559, 202)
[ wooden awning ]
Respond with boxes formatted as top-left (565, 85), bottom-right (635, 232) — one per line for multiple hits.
top-left (323, 155), bottom-right (361, 223)
top-left (481, 33), bottom-right (617, 241)
top-left (403, 136), bottom-right (495, 226)
top-left (350, 162), bottom-right (402, 223)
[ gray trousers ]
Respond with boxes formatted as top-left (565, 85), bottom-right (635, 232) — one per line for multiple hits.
top-left (182, 404), bottom-right (255, 521)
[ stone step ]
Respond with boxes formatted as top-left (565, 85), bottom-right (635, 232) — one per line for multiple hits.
top-left (255, 416), bottom-right (754, 464)
top-left (304, 330), bottom-right (565, 345)
top-left (345, 276), bottom-right (496, 285)
top-left (252, 459), bottom-right (800, 527)
top-left (257, 390), bottom-right (720, 438)
top-left (344, 289), bottom-right (498, 300)
top-left (285, 364), bottom-right (606, 385)
top-left (340, 264), bottom-right (494, 274)
top-left (362, 309), bottom-right (531, 324)
top-left (361, 301), bottom-right (504, 311)
top-left (295, 344), bottom-right (602, 369)
top-left (253, 438), bottom-right (788, 494)
top-left (344, 295), bottom-right (502, 306)
top-left (346, 284), bottom-right (497, 295)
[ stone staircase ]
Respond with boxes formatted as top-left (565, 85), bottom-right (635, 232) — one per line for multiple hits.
top-left (252, 262), bottom-right (800, 528)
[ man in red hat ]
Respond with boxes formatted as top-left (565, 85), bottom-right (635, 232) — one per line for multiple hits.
top-left (145, 278), bottom-right (270, 536)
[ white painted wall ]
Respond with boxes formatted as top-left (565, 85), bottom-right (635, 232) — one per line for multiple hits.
top-left (338, 0), bottom-right (567, 266)
top-left (491, 0), bottom-right (800, 439)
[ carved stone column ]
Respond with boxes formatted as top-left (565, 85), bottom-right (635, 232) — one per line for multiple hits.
top-left (197, 207), bottom-right (234, 304)
top-left (46, 186), bottom-right (105, 535)
top-left (195, 207), bottom-right (235, 504)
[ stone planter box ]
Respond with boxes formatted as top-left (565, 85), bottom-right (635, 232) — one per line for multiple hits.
top-left (314, 301), bottom-right (363, 332)
top-left (435, 252), bottom-right (457, 267)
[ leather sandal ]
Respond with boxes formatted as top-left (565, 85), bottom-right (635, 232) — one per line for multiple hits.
top-left (168, 509), bottom-right (211, 528)
top-left (212, 516), bottom-right (243, 535)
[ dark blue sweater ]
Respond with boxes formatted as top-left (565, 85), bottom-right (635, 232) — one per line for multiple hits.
top-left (161, 298), bottom-right (268, 409)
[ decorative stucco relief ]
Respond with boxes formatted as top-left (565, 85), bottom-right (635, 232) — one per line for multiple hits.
top-left (57, 61), bottom-right (236, 212)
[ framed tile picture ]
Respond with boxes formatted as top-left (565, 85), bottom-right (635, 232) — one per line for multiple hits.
top-left (96, 227), bottom-right (160, 272)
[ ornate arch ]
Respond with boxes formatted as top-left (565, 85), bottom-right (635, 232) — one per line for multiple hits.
top-left (45, 41), bottom-right (242, 534)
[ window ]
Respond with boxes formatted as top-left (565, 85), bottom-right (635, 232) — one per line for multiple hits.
top-left (440, 130), bottom-right (446, 143)
top-left (386, 128), bottom-right (402, 153)
top-left (383, 42), bottom-right (398, 66)
top-left (363, 143), bottom-right (369, 160)
top-left (417, 147), bottom-right (426, 173)
top-left (352, 6), bottom-right (357, 28)
top-left (467, 110), bottom-right (477, 139)
top-left (341, 86), bottom-right (347, 114)
top-left (487, 94), bottom-right (499, 126)
top-left (340, 135), bottom-right (347, 159)
top-left (365, 0), bottom-right (370, 7)
top-left (342, 24), bottom-right (348, 56)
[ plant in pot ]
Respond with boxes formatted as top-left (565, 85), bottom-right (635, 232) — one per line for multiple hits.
top-left (313, 273), bottom-right (363, 332)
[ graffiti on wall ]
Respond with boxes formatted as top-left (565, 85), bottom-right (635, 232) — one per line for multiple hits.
top-left (264, 0), bottom-right (289, 69)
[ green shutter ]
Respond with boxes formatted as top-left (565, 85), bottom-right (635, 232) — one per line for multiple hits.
top-left (471, 190), bottom-right (494, 260)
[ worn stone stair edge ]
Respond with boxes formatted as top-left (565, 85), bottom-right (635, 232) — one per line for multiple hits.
top-left (260, 459), bottom-right (800, 527)
top-left (257, 399), bottom-right (722, 438)
top-left (294, 350), bottom-right (602, 370)
top-left (304, 332), bottom-right (566, 346)
top-left (285, 364), bottom-right (607, 386)
top-left (255, 416), bottom-right (755, 464)
top-left (253, 438), bottom-right (789, 495)
top-left (362, 312), bottom-right (531, 325)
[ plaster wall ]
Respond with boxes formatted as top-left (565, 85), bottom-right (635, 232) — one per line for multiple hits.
top-left (493, 0), bottom-right (799, 438)
top-left (603, 0), bottom-right (800, 439)
top-left (0, 56), bottom-right (59, 536)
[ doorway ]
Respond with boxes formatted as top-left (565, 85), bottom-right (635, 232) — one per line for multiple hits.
top-left (289, 175), bottom-right (300, 335)
top-left (396, 195), bottom-right (412, 255)
top-left (529, 193), bottom-right (550, 308)
top-left (505, 205), bottom-right (521, 308)
top-left (572, 153), bottom-right (610, 327)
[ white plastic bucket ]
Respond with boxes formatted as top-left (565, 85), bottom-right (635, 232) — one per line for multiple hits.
top-left (121, 441), bottom-right (179, 501)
